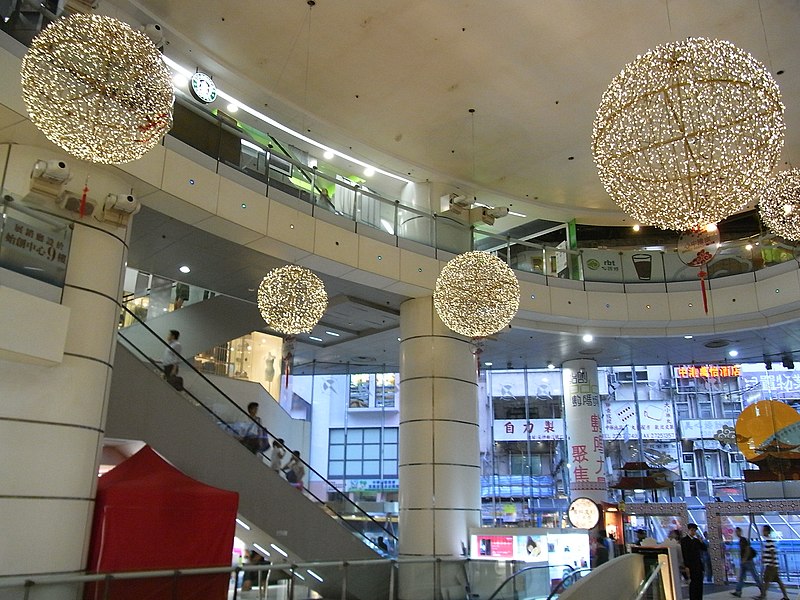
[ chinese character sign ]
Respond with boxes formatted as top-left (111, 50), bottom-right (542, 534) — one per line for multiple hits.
top-left (492, 419), bottom-right (565, 441)
top-left (0, 214), bottom-right (71, 286)
top-left (562, 360), bottom-right (607, 503)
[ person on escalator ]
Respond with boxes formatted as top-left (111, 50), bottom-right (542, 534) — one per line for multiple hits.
top-left (270, 438), bottom-right (286, 472)
top-left (284, 450), bottom-right (306, 490)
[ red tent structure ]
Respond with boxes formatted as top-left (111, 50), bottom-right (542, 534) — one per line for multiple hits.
top-left (85, 445), bottom-right (239, 600)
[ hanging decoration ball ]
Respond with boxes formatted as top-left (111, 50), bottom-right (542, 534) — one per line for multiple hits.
top-left (759, 169), bottom-right (800, 241)
top-left (434, 251), bottom-right (520, 338)
top-left (20, 14), bottom-right (174, 164)
top-left (592, 37), bottom-right (784, 231)
top-left (257, 265), bottom-right (328, 335)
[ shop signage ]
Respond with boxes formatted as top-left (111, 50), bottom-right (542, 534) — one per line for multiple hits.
top-left (680, 419), bottom-right (732, 440)
top-left (493, 419), bottom-right (565, 441)
top-left (674, 365), bottom-right (741, 379)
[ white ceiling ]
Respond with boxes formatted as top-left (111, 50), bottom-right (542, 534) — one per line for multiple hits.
top-left (108, 0), bottom-right (800, 370)
top-left (109, 0), bottom-right (800, 226)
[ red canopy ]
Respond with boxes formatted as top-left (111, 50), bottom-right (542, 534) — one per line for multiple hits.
top-left (85, 445), bottom-right (239, 600)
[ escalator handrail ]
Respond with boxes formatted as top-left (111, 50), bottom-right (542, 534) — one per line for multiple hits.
top-left (545, 567), bottom-right (592, 600)
top-left (484, 564), bottom-right (580, 600)
top-left (115, 301), bottom-right (398, 543)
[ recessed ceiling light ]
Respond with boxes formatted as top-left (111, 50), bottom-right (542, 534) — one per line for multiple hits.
top-left (235, 518), bottom-right (250, 530)
top-left (397, 337), bottom-right (401, 341)
top-left (632, 224), bottom-right (640, 232)
top-left (364, 166), bottom-right (375, 177)
top-left (684, 335), bottom-right (693, 339)
top-left (729, 350), bottom-right (739, 357)
top-left (252, 543), bottom-right (270, 556)
top-left (179, 265), bottom-right (191, 274)
top-left (484, 362), bottom-right (493, 366)
top-left (308, 336), bottom-right (323, 342)
top-left (226, 102), bottom-right (239, 113)
top-left (325, 331), bottom-right (340, 337)
top-left (172, 73), bottom-right (188, 89)
top-left (323, 150), bottom-right (334, 160)
top-left (547, 362), bottom-right (556, 370)
top-left (306, 569), bottom-right (324, 583)
top-left (270, 543), bottom-right (288, 557)
top-left (582, 333), bottom-right (593, 343)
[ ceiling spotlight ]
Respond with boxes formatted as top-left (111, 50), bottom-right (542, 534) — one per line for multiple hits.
top-left (582, 333), bottom-right (593, 343)
top-left (728, 349), bottom-right (738, 358)
top-left (632, 224), bottom-right (640, 232)
top-left (484, 362), bottom-right (493, 367)
top-left (783, 355), bottom-right (795, 370)
top-left (179, 265), bottom-right (191, 274)
top-left (172, 73), bottom-right (189, 88)
top-left (226, 102), bottom-right (239, 113)
top-left (547, 362), bottom-right (556, 370)
top-left (363, 166), bottom-right (375, 177)
top-left (684, 335), bottom-right (693, 339)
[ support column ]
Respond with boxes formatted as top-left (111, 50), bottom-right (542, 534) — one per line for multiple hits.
top-left (561, 359), bottom-right (608, 503)
top-left (398, 297), bottom-right (480, 599)
top-left (0, 219), bottom-right (128, 578)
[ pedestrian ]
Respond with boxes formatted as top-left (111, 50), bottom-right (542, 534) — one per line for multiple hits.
top-left (632, 529), bottom-right (647, 546)
top-left (757, 525), bottom-right (789, 600)
top-left (239, 402), bottom-right (269, 454)
top-left (377, 536), bottom-right (389, 554)
top-left (731, 526), bottom-right (760, 597)
top-left (270, 438), bottom-right (286, 472)
top-left (161, 329), bottom-right (182, 378)
top-left (593, 530), bottom-right (610, 567)
top-left (680, 523), bottom-right (707, 600)
top-left (284, 450), bottom-right (306, 490)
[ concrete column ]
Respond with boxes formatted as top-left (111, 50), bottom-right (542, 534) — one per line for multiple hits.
top-left (398, 297), bottom-right (480, 599)
top-left (561, 359), bottom-right (608, 503)
top-left (0, 219), bottom-right (128, 578)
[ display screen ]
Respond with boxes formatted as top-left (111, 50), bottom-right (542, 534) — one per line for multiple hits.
top-left (470, 529), bottom-right (590, 583)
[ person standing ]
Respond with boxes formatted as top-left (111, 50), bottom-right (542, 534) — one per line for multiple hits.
top-left (757, 525), bottom-right (789, 600)
top-left (731, 526), bottom-right (760, 597)
top-left (270, 438), bottom-right (286, 472)
top-left (593, 530), bottom-right (610, 567)
top-left (161, 329), bottom-right (182, 378)
top-left (284, 450), bottom-right (306, 490)
top-left (680, 523), bottom-right (707, 600)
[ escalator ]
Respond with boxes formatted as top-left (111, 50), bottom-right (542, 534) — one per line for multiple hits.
top-left (105, 307), bottom-right (395, 599)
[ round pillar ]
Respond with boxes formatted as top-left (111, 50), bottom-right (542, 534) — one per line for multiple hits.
top-left (398, 297), bottom-right (480, 599)
top-left (0, 219), bottom-right (128, 577)
top-left (561, 359), bottom-right (608, 504)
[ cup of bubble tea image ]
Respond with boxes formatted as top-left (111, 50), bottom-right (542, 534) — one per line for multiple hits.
top-left (631, 254), bottom-right (652, 280)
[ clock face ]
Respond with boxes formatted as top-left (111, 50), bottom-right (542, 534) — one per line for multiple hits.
top-left (567, 497), bottom-right (600, 530)
top-left (190, 72), bottom-right (217, 104)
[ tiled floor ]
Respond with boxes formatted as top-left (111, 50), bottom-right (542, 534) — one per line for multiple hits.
top-left (704, 583), bottom-right (798, 600)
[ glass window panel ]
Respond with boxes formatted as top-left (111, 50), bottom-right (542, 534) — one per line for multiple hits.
top-left (346, 429), bottom-right (363, 443)
top-left (363, 461), bottom-right (380, 476)
top-left (329, 429), bottom-right (345, 444)
top-left (346, 446), bottom-right (363, 460)
top-left (383, 445), bottom-right (398, 459)
top-left (383, 460), bottom-right (398, 476)
top-left (345, 460), bottom-right (362, 475)
top-left (329, 446), bottom-right (345, 460)
top-left (364, 428), bottom-right (381, 443)
top-left (384, 428), bottom-right (398, 442)
top-left (329, 461), bottom-right (344, 477)
top-left (363, 445), bottom-right (381, 459)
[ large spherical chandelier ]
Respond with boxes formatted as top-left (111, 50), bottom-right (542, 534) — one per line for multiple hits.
top-left (257, 265), bottom-right (328, 335)
top-left (592, 37), bottom-right (784, 231)
top-left (20, 14), bottom-right (174, 164)
top-left (759, 169), bottom-right (800, 241)
top-left (434, 251), bottom-right (519, 338)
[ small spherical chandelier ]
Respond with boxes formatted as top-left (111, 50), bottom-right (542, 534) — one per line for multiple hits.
top-left (434, 251), bottom-right (520, 338)
top-left (592, 37), bottom-right (784, 231)
top-left (759, 169), bottom-right (800, 241)
top-left (257, 265), bottom-right (328, 335)
top-left (20, 14), bottom-right (174, 164)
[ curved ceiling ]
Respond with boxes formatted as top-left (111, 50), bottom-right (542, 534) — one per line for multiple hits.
top-left (111, 0), bottom-right (800, 226)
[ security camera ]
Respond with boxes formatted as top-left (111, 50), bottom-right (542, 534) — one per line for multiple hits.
top-left (31, 159), bottom-right (71, 184)
top-left (140, 23), bottom-right (165, 49)
top-left (105, 193), bottom-right (141, 215)
top-left (480, 206), bottom-right (509, 226)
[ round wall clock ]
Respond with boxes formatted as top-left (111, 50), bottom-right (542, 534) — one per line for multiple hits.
top-left (189, 72), bottom-right (217, 104)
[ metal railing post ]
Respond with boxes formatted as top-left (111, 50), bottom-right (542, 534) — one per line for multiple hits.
top-left (388, 560), bottom-right (396, 600)
top-left (288, 565), bottom-right (295, 600)
top-left (172, 570), bottom-right (180, 600)
top-left (102, 574), bottom-right (113, 600)
top-left (341, 561), bottom-right (348, 600)
top-left (434, 557), bottom-right (441, 600)
top-left (22, 580), bottom-right (33, 600)
top-left (232, 567), bottom-right (241, 600)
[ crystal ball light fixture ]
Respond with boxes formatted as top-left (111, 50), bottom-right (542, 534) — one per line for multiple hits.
top-left (257, 265), bottom-right (328, 335)
top-left (759, 169), bottom-right (800, 241)
top-left (20, 14), bottom-right (174, 164)
top-left (434, 251), bottom-right (520, 338)
top-left (592, 37), bottom-right (784, 231)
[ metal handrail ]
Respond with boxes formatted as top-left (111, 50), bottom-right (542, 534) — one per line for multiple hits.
top-left (484, 564), bottom-right (582, 600)
top-left (631, 561), bottom-right (665, 600)
top-left (115, 301), bottom-right (398, 545)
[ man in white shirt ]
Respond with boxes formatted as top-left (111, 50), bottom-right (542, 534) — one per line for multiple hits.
top-left (161, 329), bottom-right (182, 378)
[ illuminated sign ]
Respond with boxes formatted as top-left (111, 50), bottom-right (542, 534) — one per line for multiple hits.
top-left (674, 365), bottom-right (741, 379)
